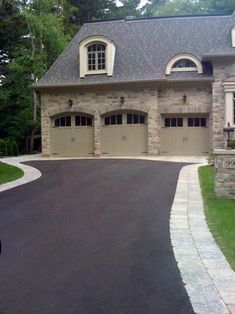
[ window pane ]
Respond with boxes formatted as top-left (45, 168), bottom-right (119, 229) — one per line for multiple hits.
top-left (201, 118), bottom-right (207, 127)
top-left (171, 118), bottom-right (176, 127)
top-left (195, 118), bottom-right (200, 127)
top-left (105, 117), bottom-right (110, 125)
top-left (75, 116), bottom-right (80, 126)
top-left (173, 59), bottom-right (197, 68)
top-left (140, 115), bottom-right (145, 124)
top-left (66, 116), bottom-right (71, 126)
top-left (117, 114), bottom-right (122, 125)
top-left (177, 118), bottom-right (183, 127)
top-left (61, 117), bottom-right (65, 126)
top-left (87, 117), bottom-right (92, 126)
top-left (133, 114), bottom-right (139, 124)
top-left (81, 116), bottom-right (86, 126)
top-left (55, 118), bottom-right (59, 127)
top-left (188, 118), bottom-right (193, 127)
top-left (127, 114), bottom-right (132, 124)
top-left (111, 115), bottom-right (116, 125)
top-left (164, 118), bottom-right (170, 127)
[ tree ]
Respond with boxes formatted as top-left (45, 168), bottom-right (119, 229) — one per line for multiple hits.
top-left (0, 0), bottom-right (69, 153)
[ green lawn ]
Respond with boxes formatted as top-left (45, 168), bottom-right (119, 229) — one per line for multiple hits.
top-left (0, 162), bottom-right (24, 184)
top-left (199, 166), bottom-right (235, 270)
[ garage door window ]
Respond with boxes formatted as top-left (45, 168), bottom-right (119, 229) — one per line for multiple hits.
top-left (164, 117), bottom-right (183, 127)
top-left (127, 113), bottom-right (146, 124)
top-left (188, 117), bottom-right (207, 127)
top-left (75, 115), bottom-right (93, 126)
top-left (55, 116), bottom-right (71, 127)
top-left (104, 114), bottom-right (122, 125)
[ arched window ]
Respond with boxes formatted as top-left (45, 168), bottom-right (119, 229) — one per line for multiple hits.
top-left (79, 36), bottom-right (116, 78)
top-left (166, 54), bottom-right (203, 75)
top-left (172, 59), bottom-right (197, 69)
top-left (87, 43), bottom-right (106, 71)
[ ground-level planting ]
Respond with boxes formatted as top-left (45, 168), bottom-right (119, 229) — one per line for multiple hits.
top-left (199, 165), bottom-right (235, 270)
top-left (0, 162), bottom-right (24, 184)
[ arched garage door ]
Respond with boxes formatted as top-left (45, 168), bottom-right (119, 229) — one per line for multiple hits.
top-left (51, 114), bottom-right (94, 156)
top-left (161, 115), bottom-right (210, 155)
top-left (101, 111), bottom-right (148, 156)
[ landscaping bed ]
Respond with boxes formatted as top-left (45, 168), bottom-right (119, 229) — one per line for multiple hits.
top-left (0, 162), bottom-right (24, 184)
top-left (199, 166), bottom-right (235, 270)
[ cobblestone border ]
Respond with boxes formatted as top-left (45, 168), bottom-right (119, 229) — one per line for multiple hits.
top-left (171, 164), bottom-right (235, 314)
top-left (0, 160), bottom-right (41, 193)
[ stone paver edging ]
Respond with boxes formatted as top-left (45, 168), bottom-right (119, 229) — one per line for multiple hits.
top-left (0, 159), bottom-right (41, 192)
top-left (171, 164), bottom-right (235, 314)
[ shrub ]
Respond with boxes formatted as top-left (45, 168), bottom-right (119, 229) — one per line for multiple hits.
top-left (228, 139), bottom-right (235, 149)
top-left (6, 139), bottom-right (14, 156)
top-left (207, 153), bottom-right (215, 166)
top-left (12, 140), bottom-right (19, 156)
top-left (0, 139), bottom-right (7, 157)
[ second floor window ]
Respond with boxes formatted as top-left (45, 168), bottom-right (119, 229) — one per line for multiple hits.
top-left (88, 43), bottom-right (106, 71)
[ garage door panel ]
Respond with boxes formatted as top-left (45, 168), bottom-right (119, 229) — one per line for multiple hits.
top-left (161, 116), bottom-right (210, 156)
top-left (51, 115), bottom-right (94, 157)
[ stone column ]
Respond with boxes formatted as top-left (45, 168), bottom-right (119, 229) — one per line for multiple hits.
top-left (94, 110), bottom-right (101, 156)
top-left (148, 89), bottom-right (160, 155)
top-left (41, 100), bottom-right (51, 157)
top-left (214, 149), bottom-right (235, 198)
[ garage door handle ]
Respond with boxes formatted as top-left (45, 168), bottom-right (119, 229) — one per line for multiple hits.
top-left (122, 136), bottom-right (127, 141)
top-left (71, 137), bottom-right (75, 143)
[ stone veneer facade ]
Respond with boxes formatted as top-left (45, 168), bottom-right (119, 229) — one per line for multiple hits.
top-left (214, 150), bottom-right (235, 198)
top-left (40, 59), bottom-right (235, 157)
top-left (41, 82), bottom-right (215, 157)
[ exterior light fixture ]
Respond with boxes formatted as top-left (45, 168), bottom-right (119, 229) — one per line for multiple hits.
top-left (120, 96), bottom-right (125, 106)
top-left (68, 99), bottom-right (73, 108)
top-left (223, 122), bottom-right (234, 149)
top-left (183, 94), bottom-right (187, 103)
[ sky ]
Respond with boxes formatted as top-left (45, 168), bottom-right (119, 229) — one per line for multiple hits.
top-left (116, 0), bottom-right (149, 9)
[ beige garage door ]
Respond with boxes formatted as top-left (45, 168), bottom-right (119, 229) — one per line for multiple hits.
top-left (161, 115), bottom-right (210, 155)
top-left (51, 114), bottom-right (94, 156)
top-left (101, 112), bottom-right (148, 156)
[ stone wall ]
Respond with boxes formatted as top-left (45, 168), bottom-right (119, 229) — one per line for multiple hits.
top-left (40, 87), bottom-right (159, 156)
top-left (212, 62), bottom-right (235, 148)
top-left (214, 149), bottom-right (235, 198)
top-left (158, 86), bottom-right (212, 114)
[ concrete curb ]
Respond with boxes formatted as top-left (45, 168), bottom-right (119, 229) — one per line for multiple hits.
top-left (0, 159), bottom-right (41, 193)
top-left (171, 164), bottom-right (235, 314)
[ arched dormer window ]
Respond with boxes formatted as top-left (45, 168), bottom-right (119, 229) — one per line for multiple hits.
top-left (87, 43), bottom-right (106, 71)
top-left (79, 36), bottom-right (116, 78)
top-left (166, 54), bottom-right (203, 75)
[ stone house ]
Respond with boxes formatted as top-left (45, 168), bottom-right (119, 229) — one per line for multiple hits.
top-left (32, 12), bottom-right (235, 157)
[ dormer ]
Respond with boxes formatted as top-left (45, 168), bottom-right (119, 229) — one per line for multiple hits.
top-left (79, 36), bottom-right (116, 78)
top-left (231, 26), bottom-right (235, 47)
top-left (166, 54), bottom-right (203, 75)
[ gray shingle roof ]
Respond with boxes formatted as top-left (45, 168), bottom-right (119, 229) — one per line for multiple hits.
top-left (33, 12), bottom-right (235, 88)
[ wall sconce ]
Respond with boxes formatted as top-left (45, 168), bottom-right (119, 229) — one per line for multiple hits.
top-left (68, 99), bottom-right (73, 108)
top-left (223, 122), bottom-right (234, 149)
top-left (120, 96), bottom-right (125, 106)
top-left (183, 94), bottom-right (187, 103)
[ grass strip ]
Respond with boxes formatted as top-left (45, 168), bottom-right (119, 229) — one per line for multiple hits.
top-left (0, 162), bottom-right (24, 184)
top-left (198, 166), bottom-right (235, 271)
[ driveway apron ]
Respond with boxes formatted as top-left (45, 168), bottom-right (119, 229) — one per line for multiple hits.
top-left (0, 160), bottom-right (194, 314)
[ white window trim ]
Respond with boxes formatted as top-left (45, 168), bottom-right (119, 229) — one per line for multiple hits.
top-left (223, 81), bottom-right (235, 127)
top-left (165, 54), bottom-right (203, 75)
top-left (79, 36), bottom-right (116, 78)
top-left (231, 26), bottom-right (235, 47)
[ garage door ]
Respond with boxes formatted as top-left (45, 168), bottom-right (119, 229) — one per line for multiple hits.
top-left (101, 112), bottom-right (147, 156)
top-left (51, 114), bottom-right (94, 156)
top-left (161, 115), bottom-right (210, 155)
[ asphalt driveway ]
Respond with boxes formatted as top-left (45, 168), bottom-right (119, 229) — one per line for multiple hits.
top-left (0, 160), bottom-right (194, 314)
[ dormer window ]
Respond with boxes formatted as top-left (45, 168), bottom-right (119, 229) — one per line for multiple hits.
top-left (79, 36), bottom-right (116, 78)
top-left (172, 59), bottom-right (197, 70)
top-left (166, 54), bottom-right (203, 75)
top-left (87, 43), bottom-right (106, 71)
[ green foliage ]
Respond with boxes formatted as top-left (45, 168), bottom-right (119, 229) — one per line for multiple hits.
top-left (228, 139), bottom-right (235, 149)
top-left (199, 166), bottom-right (235, 270)
top-left (0, 139), bottom-right (8, 157)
